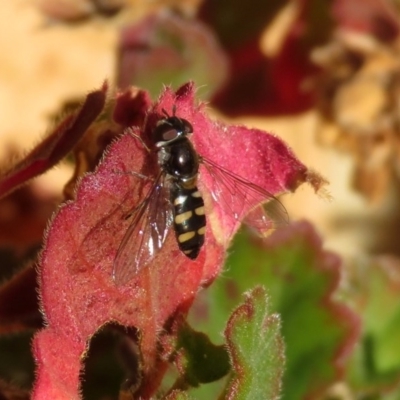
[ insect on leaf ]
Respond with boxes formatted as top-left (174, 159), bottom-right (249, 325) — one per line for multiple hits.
top-left (32, 82), bottom-right (325, 399)
top-left (113, 171), bottom-right (173, 286)
top-left (201, 157), bottom-right (288, 242)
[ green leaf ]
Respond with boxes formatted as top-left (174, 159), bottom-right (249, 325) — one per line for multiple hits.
top-left (224, 286), bottom-right (284, 400)
top-left (345, 258), bottom-right (400, 396)
top-left (117, 12), bottom-right (228, 100)
top-left (189, 221), bottom-right (360, 400)
top-left (176, 323), bottom-right (230, 386)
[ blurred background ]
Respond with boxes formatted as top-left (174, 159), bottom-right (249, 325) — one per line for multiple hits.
top-left (3, 0), bottom-right (399, 261)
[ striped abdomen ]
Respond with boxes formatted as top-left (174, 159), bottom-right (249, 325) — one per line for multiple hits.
top-left (171, 185), bottom-right (206, 259)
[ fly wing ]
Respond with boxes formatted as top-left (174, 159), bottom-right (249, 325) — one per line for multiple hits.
top-left (201, 157), bottom-right (288, 240)
top-left (112, 173), bottom-right (172, 286)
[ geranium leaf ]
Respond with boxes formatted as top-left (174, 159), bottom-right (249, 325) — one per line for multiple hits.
top-left (117, 12), bottom-right (228, 100)
top-left (198, 0), bottom-right (332, 116)
top-left (189, 221), bottom-right (360, 399)
top-left (224, 286), bottom-right (284, 400)
top-left (345, 257), bottom-right (400, 396)
top-left (173, 322), bottom-right (230, 387)
top-left (31, 83), bottom-right (317, 398)
top-left (0, 83), bottom-right (107, 199)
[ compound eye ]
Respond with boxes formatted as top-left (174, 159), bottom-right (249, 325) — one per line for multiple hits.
top-left (181, 119), bottom-right (193, 134)
top-left (161, 127), bottom-right (179, 142)
top-left (153, 115), bottom-right (193, 145)
top-left (153, 119), bottom-right (179, 144)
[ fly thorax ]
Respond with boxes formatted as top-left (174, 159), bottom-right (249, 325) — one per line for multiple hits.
top-left (161, 138), bottom-right (199, 181)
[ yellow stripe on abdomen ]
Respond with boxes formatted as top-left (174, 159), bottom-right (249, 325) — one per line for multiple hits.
top-left (178, 231), bottom-right (196, 243)
top-left (175, 211), bottom-right (193, 225)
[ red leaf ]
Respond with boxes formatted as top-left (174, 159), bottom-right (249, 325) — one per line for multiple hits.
top-left (0, 83), bottom-right (107, 200)
top-left (32, 83), bottom-right (321, 398)
top-left (62, 86), bottom-right (151, 201)
top-left (151, 83), bottom-right (318, 246)
top-left (198, 0), bottom-right (330, 116)
top-left (113, 87), bottom-right (151, 128)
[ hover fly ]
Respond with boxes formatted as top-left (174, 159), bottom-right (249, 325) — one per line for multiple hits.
top-left (112, 109), bottom-right (287, 284)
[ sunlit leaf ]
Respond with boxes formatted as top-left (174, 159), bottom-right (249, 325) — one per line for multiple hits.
top-left (225, 286), bottom-right (284, 400)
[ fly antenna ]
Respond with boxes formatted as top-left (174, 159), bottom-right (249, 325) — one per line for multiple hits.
top-left (172, 104), bottom-right (177, 116)
top-left (161, 108), bottom-right (169, 118)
